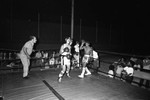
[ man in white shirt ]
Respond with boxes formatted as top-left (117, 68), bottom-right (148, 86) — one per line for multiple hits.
top-left (92, 50), bottom-right (99, 70)
top-left (92, 50), bottom-right (98, 60)
top-left (73, 41), bottom-right (80, 68)
top-left (121, 61), bottom-right (134, 83)
top-left (124, 66), bottom-right (134, 76)
top-left (19, 36), bottom-right (37, 79)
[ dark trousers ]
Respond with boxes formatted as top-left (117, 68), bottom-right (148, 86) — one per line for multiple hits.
top-left (125, 75), bottom-right (133, 83)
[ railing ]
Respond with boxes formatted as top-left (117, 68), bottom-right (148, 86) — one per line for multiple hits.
top-left (94, 50), bottom-right (150, 89)
top-left (0, 49), bottom-right (60, 73)
top-left (0, 48), bottom-right (150, 89)
top-left (0, 48), bottom-right (150, 72)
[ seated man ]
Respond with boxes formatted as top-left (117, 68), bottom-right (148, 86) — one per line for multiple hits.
top-left (108, 63), bottom-right (115, 78)
top-left (115, 64), bottom-right (124, 79)
top-left (133, 58), bottom-right (143, 71)
top-left (35, 50), bottom-right (44, 70)
top-left (121, 61), bottom-right (134, 83)
top-left (143, 57), bottom-right (150, 70)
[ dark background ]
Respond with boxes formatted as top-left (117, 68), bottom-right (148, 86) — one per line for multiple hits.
top-left (0, 0), bottom-right (150, 55)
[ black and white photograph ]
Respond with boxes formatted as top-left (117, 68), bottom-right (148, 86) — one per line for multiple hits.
top-left (0, 0), bottom-right (150, 100)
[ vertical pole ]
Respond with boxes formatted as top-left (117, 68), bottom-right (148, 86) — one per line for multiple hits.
top-left (79, 18), bottom-right (82, 41)
top-left (38, 12), bottom-right (40, 39)
top-left (60, 16), bottom-right (63, 42)
top-left (10, 0), bottom-right (13, 41)
top-left (71, 0), bottom-right (74, 39)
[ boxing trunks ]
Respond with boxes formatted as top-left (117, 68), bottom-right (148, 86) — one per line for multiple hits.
top-left (82, 55), bottom-right (90, 63)
top-left (61, 53), bottom-right (71, 65)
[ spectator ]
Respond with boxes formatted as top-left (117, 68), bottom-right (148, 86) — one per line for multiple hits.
top-left (118, 57), bottom-right (126, 66)
top-left (91, 50), bottom-right (99, 71)
top-left (49, 51), bottom-right (56, 66)
top-left (35, 50), bottom-right (43, 69)
top-left (115, 63), bottom-right (124, 79)
top-left (121, 61), bottom-right (134, 83)
top-left (133, 58), bottom-right (143, 71)
top-left (108, 63), bottom-right (115, 78)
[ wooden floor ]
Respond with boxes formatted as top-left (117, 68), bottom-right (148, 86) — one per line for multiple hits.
top-left (0, 67), bottom-right (150, 100)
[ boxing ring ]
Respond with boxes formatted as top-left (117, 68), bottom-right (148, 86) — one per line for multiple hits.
top-left (0, 49), bottom-right (150, 100)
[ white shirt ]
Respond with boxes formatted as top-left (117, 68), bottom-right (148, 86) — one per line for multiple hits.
top-left (108, 70), bottom-right (114, 78)
top-left (116, 65), bottom-right (124, 75)
top-left (124, 66), bottom-right (134, 76)
top-left (74, 44), bottom-right (79, 53)
top-left (35, 52), bottom-right (42, 58)
top-left (93, 50), bottom-right (98, 59)
top-left (20, 40), bottom-right (34, 55)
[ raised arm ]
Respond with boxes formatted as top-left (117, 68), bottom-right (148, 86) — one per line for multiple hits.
top-left (80, 40), bottom-right (85, 50)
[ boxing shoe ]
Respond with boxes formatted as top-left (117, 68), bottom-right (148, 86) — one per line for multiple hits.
top-left (78, 75), bottom-right (84, 78)
top-left (23, 76), bottom-right (30, 79)
top-left (67, 74), bottom-right (71, 78)
top-left (85, 72), bottom-right (91, 76)
top-left (58, 77), bottom-right (62, 83)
